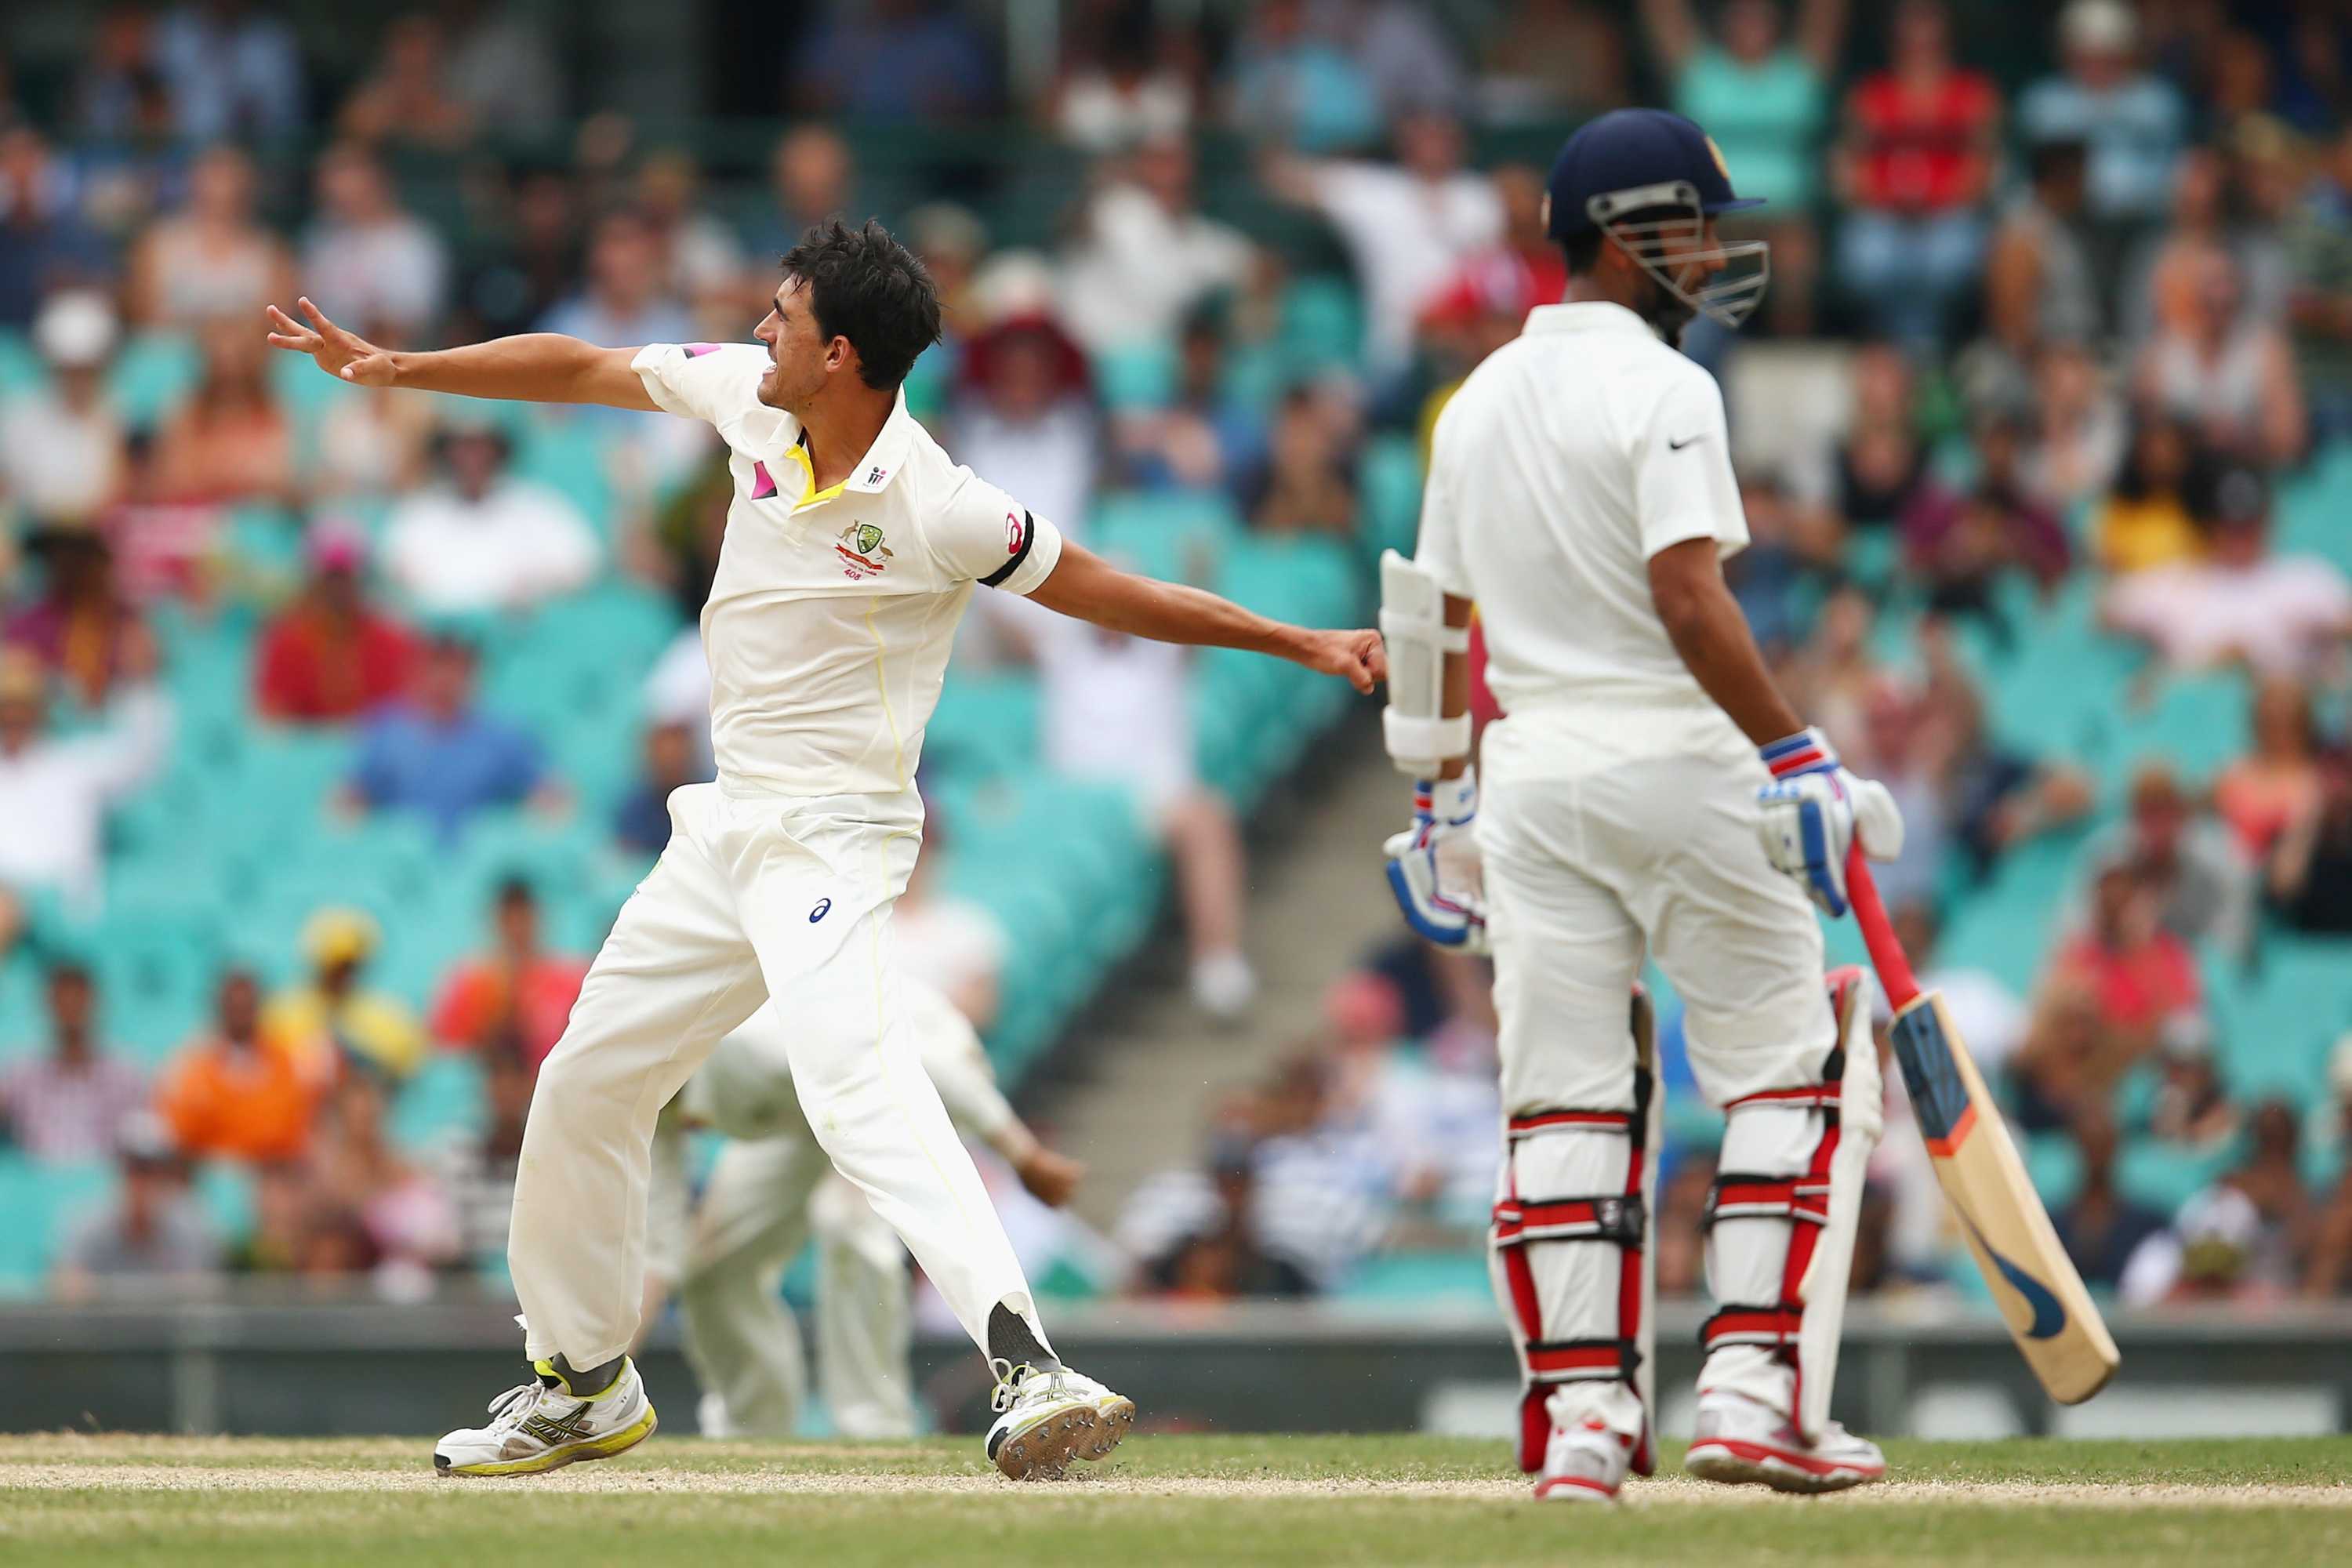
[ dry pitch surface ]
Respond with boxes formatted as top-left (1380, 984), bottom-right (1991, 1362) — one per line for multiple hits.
top-left (2, 1432), bottom-right (2347, 1566)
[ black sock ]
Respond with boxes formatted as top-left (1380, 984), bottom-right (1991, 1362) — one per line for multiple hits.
top-left (546, 1353), bottom-right (625, 1396)
top-left (986, 1303), bottom-right (1058, 1374)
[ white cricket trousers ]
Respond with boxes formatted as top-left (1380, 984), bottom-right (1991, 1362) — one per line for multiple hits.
top-left (673, 1129), bottom-right (917, 1438)
top-left (1477, 714), bottom-right (1838, 1434)
top-left (508, 780), bottom-right (1042, 1370)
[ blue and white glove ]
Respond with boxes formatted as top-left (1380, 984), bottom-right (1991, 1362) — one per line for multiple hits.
top-left (1385, 772), bottom-right (1488, 953)
top-left (1755, 728), bottom-right (1905, 919)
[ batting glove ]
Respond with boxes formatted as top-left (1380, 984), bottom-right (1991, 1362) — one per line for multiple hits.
top-left (1755, 728), bottom-right (1905, 919)
top-left (1385, 771), bottom-right (1489, 953)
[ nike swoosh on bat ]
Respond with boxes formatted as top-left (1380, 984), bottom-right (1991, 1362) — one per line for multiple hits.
top-left (1961, 1213), bottom-right (2067, 1340)
top-left (1668, 434), bottom-right (1704, 450)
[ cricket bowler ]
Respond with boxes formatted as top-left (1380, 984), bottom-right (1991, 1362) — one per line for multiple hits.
top-left (1380, 108), bottom-right (1902, 1501)
top-left (267, 218), bottom-right (1383, 1482)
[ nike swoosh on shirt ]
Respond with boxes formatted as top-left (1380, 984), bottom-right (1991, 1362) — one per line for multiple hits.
top-left (1667, 434), bottom-right (1704, 451)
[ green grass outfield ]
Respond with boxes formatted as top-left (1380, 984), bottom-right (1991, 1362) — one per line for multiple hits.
top-left (2, 1433), bottom-right (2347, 1567)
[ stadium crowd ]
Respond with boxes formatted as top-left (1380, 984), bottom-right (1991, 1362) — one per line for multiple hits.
top-left (2, 0), bottom-right (2352, 1316)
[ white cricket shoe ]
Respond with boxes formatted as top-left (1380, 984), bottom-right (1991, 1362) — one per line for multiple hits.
top-left (696, 1389), bottom-right (735, 1440)
top-left (1532, 1418), bottom-right (1632, 1503)
top-left (984, 1360), bottom-right (1136, 1480)
top-left (1683, 1390), bottom-right (1885, 1494)
top-left (434, 1358), bottom-right (659, 1477)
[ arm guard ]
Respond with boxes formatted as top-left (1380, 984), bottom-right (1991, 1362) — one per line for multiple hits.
top-left (1379, 550), bottom-right (1471, 776)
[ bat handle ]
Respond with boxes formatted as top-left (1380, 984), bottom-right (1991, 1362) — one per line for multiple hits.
top-left (1843, 841), bottom-right (1921, 1011)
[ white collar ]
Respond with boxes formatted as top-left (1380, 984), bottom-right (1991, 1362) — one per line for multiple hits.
top-left (1522, 300), bottom-right (1656, 339)
top-left (840, 388), bottom-right (916, 495)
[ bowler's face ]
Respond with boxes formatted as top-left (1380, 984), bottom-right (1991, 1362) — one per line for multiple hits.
top-left (754, 278), bottom-right (830, 410)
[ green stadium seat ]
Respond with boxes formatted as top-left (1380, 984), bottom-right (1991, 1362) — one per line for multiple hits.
top-left (1357, 435), bottom-right (1424, 564)
top-left (106, 332), bottom-right (199, 427)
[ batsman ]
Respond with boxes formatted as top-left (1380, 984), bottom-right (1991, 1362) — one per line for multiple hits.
top-left (1380, 109), bottom-right (1903, 1501)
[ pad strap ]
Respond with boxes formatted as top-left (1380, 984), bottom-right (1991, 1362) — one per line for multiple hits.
top-left (1700, 1303), bottom-right (1805, 1352)
top-left (1494, 1193), bottom-right (1649, 1247)
top-left (1702, 1172), bottom-right (1831, 1227)
top-left (1526, 1338), bottom-right (1643, 1384)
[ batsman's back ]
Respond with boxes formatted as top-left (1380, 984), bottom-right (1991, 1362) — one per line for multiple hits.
top-left (1417, 303), bottom-right (1752, 746)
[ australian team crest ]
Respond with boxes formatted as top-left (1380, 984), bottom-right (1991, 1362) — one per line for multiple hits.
top-left (835, 521), bottom-right (893, 580)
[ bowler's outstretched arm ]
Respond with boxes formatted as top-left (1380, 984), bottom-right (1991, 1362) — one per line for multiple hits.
top-left (265, 297), bottom-right (659, 410)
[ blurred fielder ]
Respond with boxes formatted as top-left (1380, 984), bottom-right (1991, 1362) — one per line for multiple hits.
top-left (1381, 109), bottom-right (1901, 1501)
top-left (270, 218), bottom-right (1383, 1481)
top-left (644, 982), bottom-right (1082, 1439)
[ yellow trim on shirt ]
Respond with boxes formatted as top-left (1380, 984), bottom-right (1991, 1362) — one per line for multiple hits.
top-left (862, 597), bottom-right (909, 791)
top-left (783, 443), bottom-right (848, 513)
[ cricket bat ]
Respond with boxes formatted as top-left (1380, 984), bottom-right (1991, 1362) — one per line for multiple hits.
top-left (1843, 846), bottom-right (2120, 1406)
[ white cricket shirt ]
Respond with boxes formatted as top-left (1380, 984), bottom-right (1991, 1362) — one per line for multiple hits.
top-left (633, 342), bottom-right (1064, 797)
top-left (1414, 301), bottom-right (1751, 768)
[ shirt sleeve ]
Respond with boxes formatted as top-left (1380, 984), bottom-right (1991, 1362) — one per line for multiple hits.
top-left (1413, 404), bottom-right (1472, 598)
top-left (630, 342), bottom-right (768, 428)
top-left (925, 470), bottom-right (1065, 596)
top-left (1632, 367), bottom-right (1748, 561)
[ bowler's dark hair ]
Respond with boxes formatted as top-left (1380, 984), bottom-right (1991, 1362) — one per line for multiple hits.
top-left (781, 219), bottom-right (942, 390)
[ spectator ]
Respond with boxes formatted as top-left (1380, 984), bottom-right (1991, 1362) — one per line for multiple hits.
top-left (890, 824), bottom-right (1011, 1032)
top-left (1, 290), bottom-right (127, 529)
top-left (72, 5), bottom-right (169, 141)
top-left (1654, 1152), bottom-right (1717, 1296)
top-left (1225, 0), bottom-right (1382, 154)
top-left (432, 1034), bottom-right (535, 1266)
top-left (2018, 0), bottom-right (2186, 225)
top-left (2006, 973), bottom-right (2114, 1134)
top-left (1142, 1131), bottom-right (1315, 1300)
top-left (1917, 630), bottom-right (2096, 875)
top-left (1349, 0), bottom-right (1471, 122)
top-left (1789, 343), bottom-right (1931, 537)
top-left (791, 0), bottom-right (999, 121)
top-left (429, 877), bottom-right (589, 1068)
top-left (2267, 749), bottom-right (2352, 935)
top-left (300, 142), bottom-right (449, 340)
top-left (1976, 138), bottom-right (2100, 387)
top-left (227, 1160), bottom-right (312, 1276)
top-left (751, 125), bottom-right (858, 263)
top-left (308, 1069), bottom-right (462, 1296)
top-left (440, 0), bottom-right (565, 135)
top-left (2134, 245), bottom-right (2306, 469)
top-left (1052, 2), bottom-right (1192, 154)
top-left (263, 906), bottom-right (427, 1083)
top-left (7, 524), bottom-right (148, 710)
top-left (1248, 386), bottom-right (1358, 538)
top-left (1900, 412), bottom-right (2072, 628)
top-left (51, 1111), bottom-right (219, 1301)
top-left (0, 637), bottom-right (171, 912)
top-left (1116, 303), bottom-right (1267, 498)
top-left (123, 143), bottom-right (292, 330)
top-left (0, 127), bottom-right (114, 328)
top-left (950, 314), bottom-right (1102, 554)
top-left (2085, 763), bottom-right (2252, 953)
top-left (2125, 1102), bottom-right (2314, 1305)
top-left (1415, 164), bottom-right (1569, 388)
top-left (1060, 135), bottom-right (1253, 356)
top-left (2052, 1106), bottom-right (2169, 1291)
top-left (2021, 339), bottom-right (2126, 516)
top-left (2050, 858), bottom-right (2201, 1062)
top-left (2282, 125), bottom-right (2352, 443)
top-left (2144, 1014), bottom-right (2242, 1156)
top-left (381, 418), bottom-right (599, 614)
top-left (1266, 110), bottom-right (1504, 384)
top-left (537, 209), bottom-right (701, 483)
top-left (310, 375), bottom-right (436, 500)
top-left (1831, 0), bottom-right (1999, 350)
top-left (148, 314), bottom-right (296, 506)
top-left (1036, 612), bottom-right (1257, 1019)
top-left (252, 524), bottom-right (416, 723)
top-left (635, 150), bottom-right (750, 332)
top-left (156, 969), bottom-right (326, 1164)
top-left (2089, 412), bottom-right (2202, 575)
top-left (2215, 674), bottom-right (2327, 862)
top-left (2106, 465), bottom-right (2352, 680)
top-left (1641, 0), bottom-right (1843, 334)
top-left (2120, 147), bottom-right (2290, 351)
top-left (343, 633), bottom-right (557, 841)
top-left (153, 0), bottom-right (305, 142)
top-left (0, 961), bottom-right (147, 1164)
top-left (455, 168), bottom-right (583, 342)
top-left (1780, 582), bottom-right (1882, 755)
top-left (1476, 0), bottom-right (1631, 122)
top-left (1846, 677), bottom-right (1947, 910)
top-left (612, 720), bottom-right (704, 861)
top-left (337, 12), bottom-right (475, 151)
